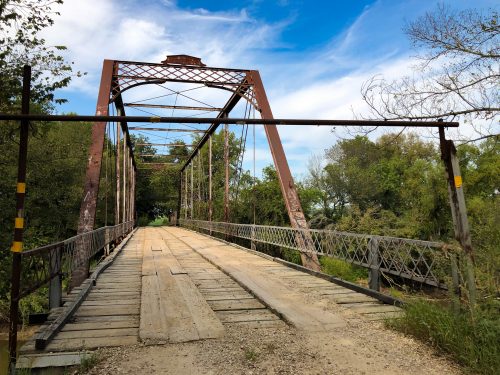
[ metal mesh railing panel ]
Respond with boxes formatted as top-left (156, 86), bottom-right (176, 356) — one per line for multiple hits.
top-left (180, 219), bottom-right (451, 288)
top-left (19, 221), bottom-right (134, 298)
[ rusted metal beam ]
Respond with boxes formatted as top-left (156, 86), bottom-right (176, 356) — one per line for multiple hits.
top-left (208, 136), bottom-right (212, 225)
top-left (136, 143), bottom-right (194, 147)
top-left (72, 60), bottom-right (115, 289)
top-left (0, 114), bottom-right (460, 127)
top-left (122, 140), bottom-right (127, 223)
top-left (140, 162), bottom-right (179, 165)
top-left (224, 123), bottom-right (230, 222)
top-left (115, 124), bottom-right (121, 225)
top-left (247, 70), bottom-right (321, 271)
top-left (129, 127), bottom-right (206, 132)
top-left (124, 103), bottom-right (222, 112)
top-left (137, 154), bottom-right (187, 158)
top-left (176, 170), bottom-right (182, 226)
top-left (190, 162), bottom-right (194, 219)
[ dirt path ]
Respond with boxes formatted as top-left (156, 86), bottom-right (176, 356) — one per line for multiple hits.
top-left (83, 315), bottom-right (462, 375)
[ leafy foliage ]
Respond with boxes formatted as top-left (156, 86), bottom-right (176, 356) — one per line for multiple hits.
top-left (388, 299), bottom-right (500, 375)
top-left (0, 0), bottom-right (83, 111)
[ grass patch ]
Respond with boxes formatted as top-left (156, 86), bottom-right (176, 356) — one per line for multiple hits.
top-left (319, 256), bottom-right (368, 282)
top-left (148, 216), bottom-right (170, 227)
top-left (78, 351), bottom-right (100, 373)
top-left (281, 248), bottom-right (302, 265)
top-left (244, 348), bottom-right (259, 362)
top-left (387, 299), bottom-right (500, 375)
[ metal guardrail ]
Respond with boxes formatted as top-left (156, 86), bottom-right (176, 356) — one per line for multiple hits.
top-left (19, 221), bottom-right (134, 299)
top-left (180, 219), bottom-right (455, 289)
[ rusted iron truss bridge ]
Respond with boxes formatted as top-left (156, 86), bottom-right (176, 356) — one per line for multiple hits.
top-left (3, 56), bottom-right (474, 372)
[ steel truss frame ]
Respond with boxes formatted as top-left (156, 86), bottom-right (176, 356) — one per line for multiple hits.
top-left (12, 57), bottom-right (459, 274)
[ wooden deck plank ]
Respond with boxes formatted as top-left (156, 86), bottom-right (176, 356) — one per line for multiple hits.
top-left (56, 328), bottom-right (137, 340)
top-left (62, 320), bottom-right (138, 331)
top-left (209, 299), bottom-right (265, 311)
top-left (45, 336), bottom-right (138, 351)
top-left (188, 243), bottom-right (345, 331)
top-left (216, 310), bottom-right (280, 323)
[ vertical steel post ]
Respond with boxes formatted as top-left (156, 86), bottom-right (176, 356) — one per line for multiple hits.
top-left (122, 136), bottom-right (127, 223)
top-left (131, 158), bottom-right (134, 222)
top-left (73, 60), bottom-right (114, 288)
top-left (132, 166), bottom-right (136, 224)
top-left (176, 170), bottom-right (182, 226)
top-left (127, 154), bottom-right (131, 222)
top-left (208, 136), bottom-right (213, 227)
top-left (439, 127), bottom-right (477, 305)
top-left (198, 151), bottom-right (201, 219)
top-left (8, 65), bottom-right (31, 373)
top-left (247, 70), bottom-right (321, 271)
top-left (115, 123), bottom-right (121, 224)
top-left (184, 170), bottom-right (188, 219)
top-left (224, 123), bottom-right (230, 222)
top-left (190, 161), bottom-right (194, 219)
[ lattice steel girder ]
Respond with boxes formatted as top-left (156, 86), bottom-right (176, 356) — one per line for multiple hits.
top-left (111, 60), bottom-right (249, 101)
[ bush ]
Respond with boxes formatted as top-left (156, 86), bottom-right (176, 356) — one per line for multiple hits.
top-left (387, 299), bottom-right (500, 375)
top-left (319, 256), bottom-right (368, 282)
top-left (137, 216), bottom-right (149, 227)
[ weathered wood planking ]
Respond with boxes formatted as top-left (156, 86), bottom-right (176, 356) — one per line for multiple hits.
top-left (139, 229), bottom-right (224, 343)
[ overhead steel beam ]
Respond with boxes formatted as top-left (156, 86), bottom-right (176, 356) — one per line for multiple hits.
top-left (138, 154), bottom-right (187, 157)
top-left (136, 143), bottom-right (194, 147)
top-left (0, 114), bottom-right (459, 127)
top-left (129, 127), bottom-right (206, 133)
top-left (124, 103), bottom-right (222, 112)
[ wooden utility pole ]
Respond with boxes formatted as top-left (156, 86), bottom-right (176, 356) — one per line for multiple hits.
top-left (8, 65), bottom-right (31, 373)
top-left (439, 127), bottom-right (477, 305)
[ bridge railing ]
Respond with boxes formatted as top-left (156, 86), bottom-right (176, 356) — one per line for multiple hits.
top-left (180, 219), bottom-right (457, 290)
top-left (18, 221), bottom-right (134, 300)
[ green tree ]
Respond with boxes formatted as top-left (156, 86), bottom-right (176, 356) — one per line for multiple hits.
top-left (0, 0), bottom-right (82, 111)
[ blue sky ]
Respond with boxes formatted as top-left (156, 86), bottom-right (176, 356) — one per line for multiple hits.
top-left (43, 0), bottom-right (497, 178)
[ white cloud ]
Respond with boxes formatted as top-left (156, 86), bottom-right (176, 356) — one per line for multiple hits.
top-left (42, 0), bottom-right (282, 95)
top-left (41, 0), bottom-right (491, 181)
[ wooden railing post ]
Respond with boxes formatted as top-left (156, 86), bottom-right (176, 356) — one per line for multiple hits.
top-left (368, 237), bottom-right (380, 292)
